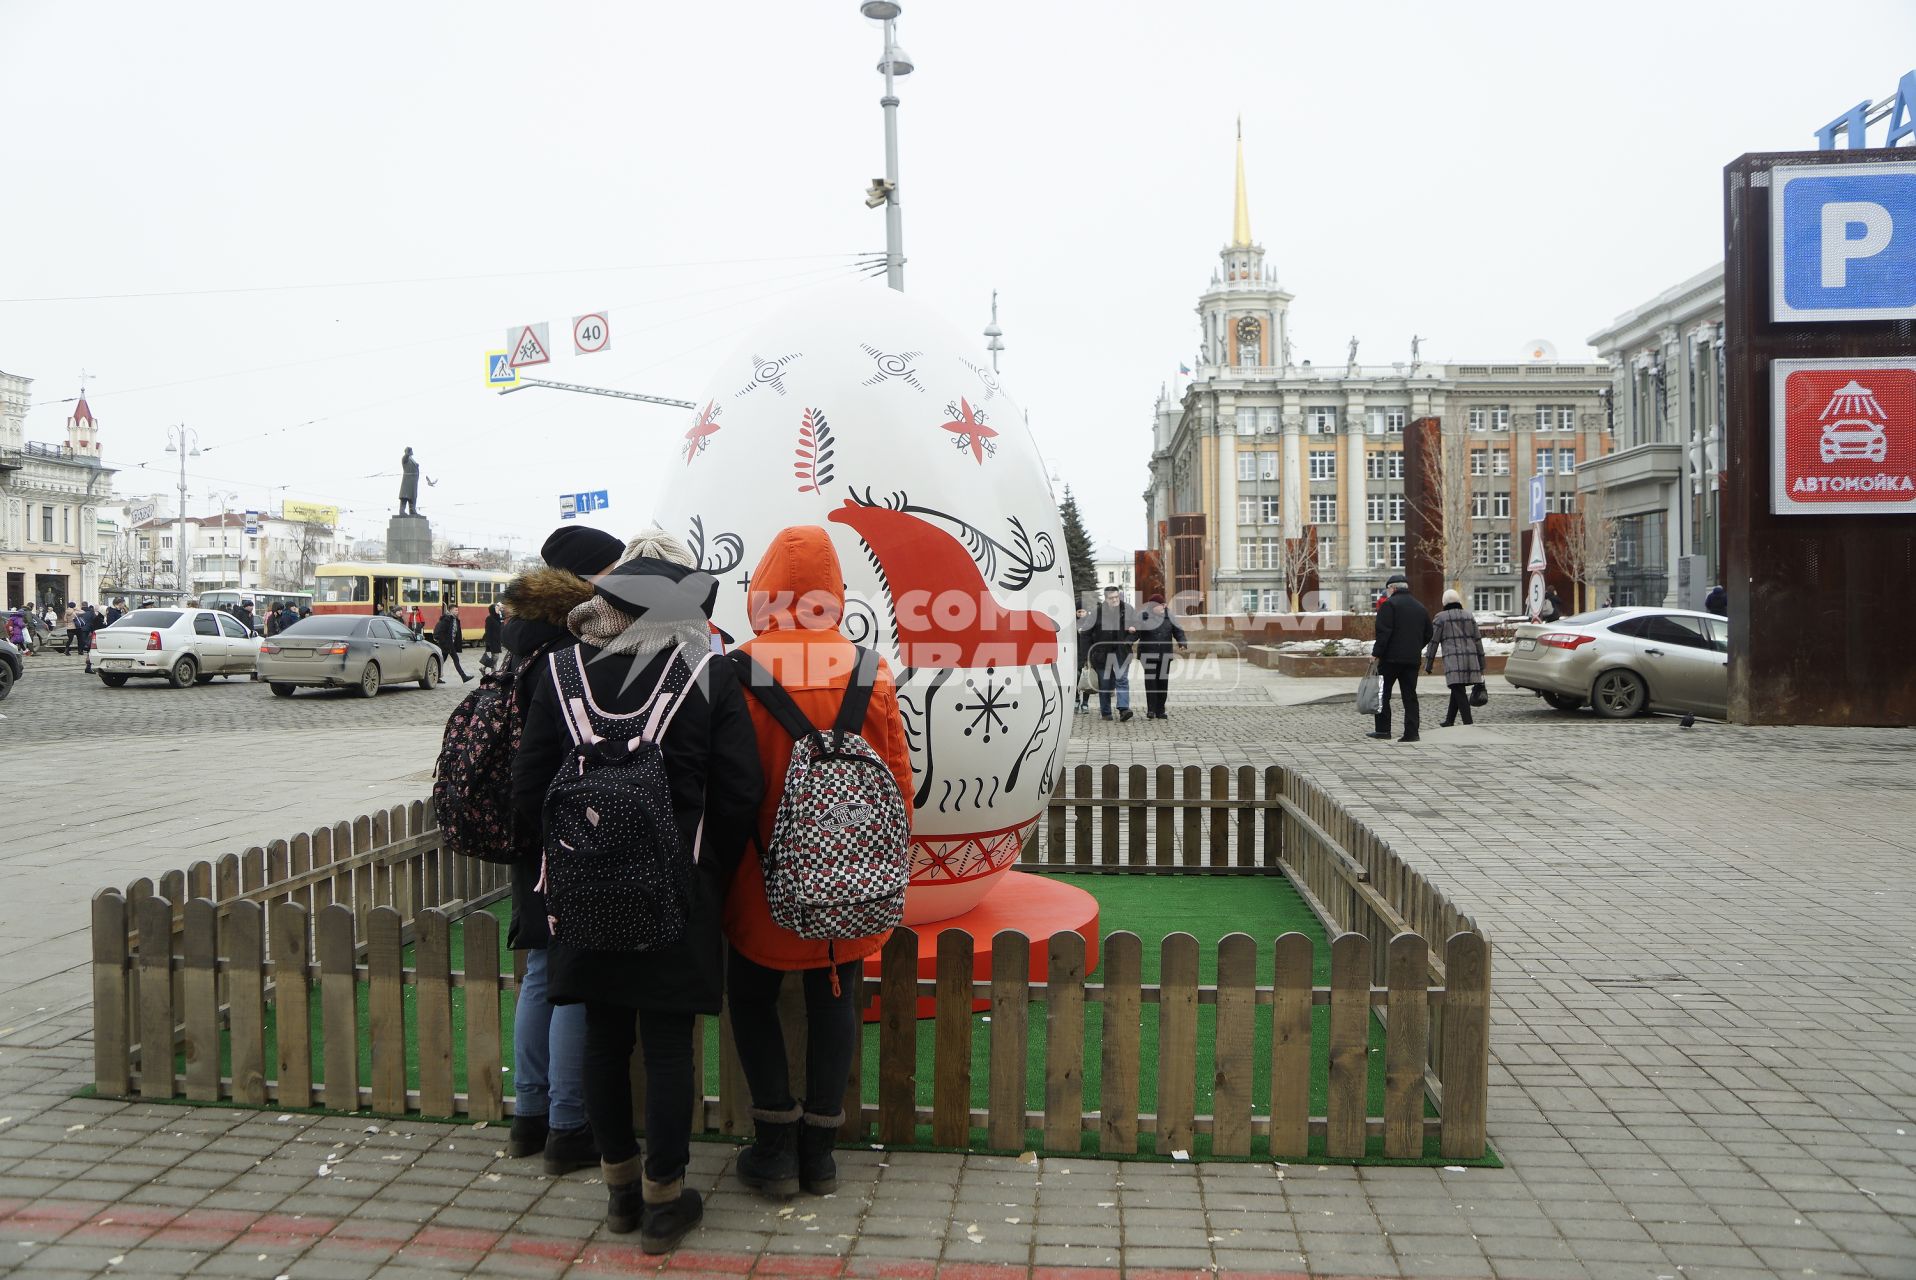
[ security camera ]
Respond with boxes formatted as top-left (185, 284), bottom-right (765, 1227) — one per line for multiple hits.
top-left (864, 178), bottom-right (892, 209)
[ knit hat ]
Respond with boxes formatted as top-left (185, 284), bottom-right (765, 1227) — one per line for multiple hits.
top-left (593, 556), bottom-right (719, 624)
top-left (540, 526), bottom-right (623, 577)
top-left (1442, 588), bottom-right (1462, 606)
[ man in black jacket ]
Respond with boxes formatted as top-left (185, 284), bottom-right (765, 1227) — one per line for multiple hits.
top-left (1368, 573), bottom-right (1433, 742)
top-left (1081, 585), bottom-right (1138, 722)
top-left (430, 601), bottom-right (475, 683)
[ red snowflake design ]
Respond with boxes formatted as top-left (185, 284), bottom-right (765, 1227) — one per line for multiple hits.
top-left (683, 400), bottom-right (722, 465)
top-left (937, 397), bottom-right (998, 464)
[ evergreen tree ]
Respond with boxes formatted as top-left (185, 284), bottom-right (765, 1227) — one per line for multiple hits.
top-left (1058, 485), bottom-right (1099, 605)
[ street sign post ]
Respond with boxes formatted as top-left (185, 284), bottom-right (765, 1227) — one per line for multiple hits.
top-left (1771, 160), bottom-right (1916, 322)
top-left (1527, 474), bottom-right (1547, 525)
top-left (1769, 357), bottom-right (1916, 515)
top-left (572, 313), bottom-right (610, 355)
top-left (559, 490), bottom-right (611, 521)
top-left (486, 350), bottom-right (519, 388)
top-left (508, 324), bottom-right (552, 369)
top-left (244, 510), bottom-right (260, 536)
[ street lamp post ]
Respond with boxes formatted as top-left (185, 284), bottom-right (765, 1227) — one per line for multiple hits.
top-left (164, 426), bottom-right (199, 601)
top-left (861, 1), bottom-right (913, 291)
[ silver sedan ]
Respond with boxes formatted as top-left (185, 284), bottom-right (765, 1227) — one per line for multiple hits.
top-left (1503, 607), bottom-right (1729, 720)
top-left (257, 613), bottom-right (441, 698)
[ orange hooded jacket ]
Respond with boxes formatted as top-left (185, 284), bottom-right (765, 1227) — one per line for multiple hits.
top-left (722, 526), bottom-right (915, 971)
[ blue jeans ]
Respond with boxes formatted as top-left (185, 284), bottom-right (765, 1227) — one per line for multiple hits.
top-left (1098, 654), bottom-right (1131, 716)
top-left (514, 949), bottom-right (586, 1130)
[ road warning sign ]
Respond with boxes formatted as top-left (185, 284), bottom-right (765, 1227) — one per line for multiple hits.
top-left (486, 350), bottom-right (518, 388)
top-left (508, 323), bottom-right (552, 369)
top-left (1771, 357), bottom-right (1916, 515)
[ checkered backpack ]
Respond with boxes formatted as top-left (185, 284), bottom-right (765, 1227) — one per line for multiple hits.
top-left (732, 648), bottom-right (912, 945)
top-left (539, 644), bottom-right (713, 952)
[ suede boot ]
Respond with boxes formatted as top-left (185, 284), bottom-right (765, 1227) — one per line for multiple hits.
top-left (640, 1175), bottom-right (703, 1255)
top-left (542, 1123), bottom-right (599, 1176)
top-left (508, 1112), bottom-right (548, 1159)
top-left (798, 1111), bottom-right (842, 1196)
top-left (737, 1104), bottom-right (801, 1199)
top-left (601, 1154), bottom-right (645, 1235)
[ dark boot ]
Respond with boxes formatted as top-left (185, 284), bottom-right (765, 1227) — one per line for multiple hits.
top-left (508, 1112), bottom-right (548, 1159)
top-left (736, 1104), bottom-right (800, 1198)
top-left (797, 1112), bottom-right (842, 1196)
top-left (603, 1154), bottom-right (645, 1235)
top-left (542, 1123), bottom-right (599, 1176)
top-left (640, 1176), bottom-right (703, 1255)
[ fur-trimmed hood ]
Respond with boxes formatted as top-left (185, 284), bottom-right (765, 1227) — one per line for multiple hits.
top-left (502, 566), bottom-right (594, 627)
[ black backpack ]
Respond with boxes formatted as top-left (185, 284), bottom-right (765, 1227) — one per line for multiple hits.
top-left (540, 644), bottom-right (713, 951)
top-left (432, 653), bottom-right (547, 865)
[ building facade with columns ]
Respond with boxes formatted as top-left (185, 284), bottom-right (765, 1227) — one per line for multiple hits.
top-left (1578, 263), bottom-right (1725, 609)
top-left (1144, 135), bottom-right (1611, 615)
top-left (1, 375), bottom-right (119, 610)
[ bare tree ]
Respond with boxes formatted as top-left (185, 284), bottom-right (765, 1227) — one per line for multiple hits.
top-left (1557, 485), bottom-right (1617, 612)
top-left (275, 522), bottom-right (333, 591)
top-left (1280, 531), bottom-right (1319, 612)
top-left (1412, 421), bottom-right (1473, 597)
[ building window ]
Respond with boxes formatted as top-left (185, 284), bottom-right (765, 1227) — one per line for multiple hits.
top-left (1239, 498), bottom-right (1258, 525)
top-left (1260, 495), bottom-right (1281, 524)
top-left (1557, 406), bottom-right (1577, 430)
top-left (63, 507), bottom-right (70, 544)
top-left (1388, 494), bottom-right (1406, 522)
top-left (42, 507), bottom-right (55, 541)
top-left (1386, 409), bottom-right (1406, 434)
top-left (1493, 493), bottom-right (1511, 518)
top-left (1309, 493), bottom-right (1337, 523)
top-left (1470, 449), bottom-right (1487, 476)
top-left (1368, 535), bottom-right (1386, 567)
top-left (1389, 535), bottom-right (1405, 567)
top-left (1388, 452), bottom-right (1404, 479)
top-left (1318, 531), bottom-right (1336, 565)
top-left (1367, 408), bottom-right (1386, 436)
top-left (1309, 450), bottom-right (1336, 480)
top-left (1473, 532), bottom-right (1490, 565)
top-left (1471, 492), bottom-right (1490, 519)
top-left (1242, 589), bottom-right (1260, 614)
top-left (1367, 453), bottom-right (1387, 480)
top-left (1559, 450), bottom-right (1576, 473)
top-left (1258, 407), bottom-right (1280, 434)
top-left (1236, 407), bottom-right (1256, 436)
top-left (1261, 537), bottom-right (1283, 569)
top-left (1238, 452), bottom-right (1255, 482)
top-left (1259, 451), bottom-right (1278, 480)
top-left (1493, 533), bottom-right (1511, 567)
top-left (1536, 450), bottom-right (1554, 475)
top-left (1555, 492), bottom-right (1578, 514)
top-left (1367, 495), bottom-right (1387, 523)
top-left (1492, 405), bottom-right (1510, 430)
top-left (1468, 408), bottom-right (1486, 432)
top-left (1307, 407), bottom-right (1337, 434)
top-left (1262, 588), bottom-right (1286, 612)
top-left (1492, 448), bottom-right (1510, 475)
top-left (1473, 587), bottom-right (1515, 612)
top-left (1535, 405), bottom-right (1580, 432)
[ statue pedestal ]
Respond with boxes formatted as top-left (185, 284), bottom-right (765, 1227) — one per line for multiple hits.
top-left (387, 514), bottom-right (433, 565)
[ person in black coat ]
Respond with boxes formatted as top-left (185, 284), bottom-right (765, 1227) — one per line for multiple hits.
top-left (497, 528), bottom-right (622, 1175)
top-left (1081, 585), bottom-right (1139, 722)
top-left (480, 600), bottom-right (505, 670)
top-left (1368, 574), bottom-right (1434, 742)
top-left (430, 601), bottom-right (474, 683)
top-left (512, 546), bottom-right (764, 1253)
top-left (1134, 593), bottom-right (1189, 720)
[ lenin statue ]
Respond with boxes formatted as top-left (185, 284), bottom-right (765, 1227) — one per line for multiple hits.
top-left (398, 447), bottom-right (433, 516)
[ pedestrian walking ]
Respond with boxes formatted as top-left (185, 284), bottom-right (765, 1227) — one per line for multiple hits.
top-left (497, 526), bottom-right (624, 1179)
top-left (1084, 585), bottom-right (1139, 722)
top-left (106, 599), bottom-right (125, 627)
top-left (431, 602), bottom-right (474, 683)
top-left (1367, 574), bottom-right (1432, 743)
top-left (406, 604), bottom-right (424, 638)
top-left (1134, 593), bottom-right (1189, 720)
top-left (1072, 606), bottom-right (1094, 713)
top-left (1425, 589), bottom-right (1487, 727)
top-left (75, 603), bottom-right (98, 674)
top-left (722, 526), bottom-right (914, 1204)
top-left (1704, 584), bottom-right (1726, 617)
top-left (61, 602), bottom-right (77, 655)
top-left (6, 610), bottom-right (27, 654)
top-left (480, 600), bottom-right (505, 671)
top-left (237, 601), bottom-right (257, 636)
top-left (511, 537), bottom-right (762, 1253)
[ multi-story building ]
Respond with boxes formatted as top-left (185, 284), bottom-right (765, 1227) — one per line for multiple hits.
top-left (1092, 543), bottom-right (1136, 600)
top-left (1144, 133), bottom-right (1610, 615)
top-left (1, 377), bottom-right (119, 610)
top-left (123, 510), bottom-right (351, 600)
top-left (1579, 264), bottom-right (1725, 609)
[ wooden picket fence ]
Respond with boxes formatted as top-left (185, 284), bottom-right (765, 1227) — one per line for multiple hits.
top-left (89, 767), bottom-right (1492, 1160)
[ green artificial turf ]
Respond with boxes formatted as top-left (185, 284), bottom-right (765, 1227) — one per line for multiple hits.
top-left (174, 876), bottom-right (1496, 1166)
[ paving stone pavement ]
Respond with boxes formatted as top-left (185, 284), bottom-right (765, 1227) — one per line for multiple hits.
top-left (0, 655), bottom-right (1910, 1279)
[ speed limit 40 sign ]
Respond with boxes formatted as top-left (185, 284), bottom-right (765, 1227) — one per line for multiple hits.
top-left (573, 312), bottom-right (610, 355)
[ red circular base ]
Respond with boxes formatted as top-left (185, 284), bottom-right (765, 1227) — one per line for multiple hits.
top-left (861, 871), bottom-right (1100, 1020)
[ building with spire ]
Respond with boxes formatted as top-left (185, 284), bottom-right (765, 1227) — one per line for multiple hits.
top-left (1144, 127), bottom-right (1613, 615)
top-left (2, 374), bottom-right (120, 609)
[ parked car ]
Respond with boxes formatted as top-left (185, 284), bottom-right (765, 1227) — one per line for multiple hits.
top-left (0, 636), bottom-right (20, 701)
top-left (1503, 607), bottom-right (1729, 720)
top-left (93, 608), bottom-right (262, 688)
top-left (257, 613), bottom-right (441, 698)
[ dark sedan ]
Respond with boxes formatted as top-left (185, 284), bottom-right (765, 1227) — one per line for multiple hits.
top-left (256, 613), bottom-right (441, 697)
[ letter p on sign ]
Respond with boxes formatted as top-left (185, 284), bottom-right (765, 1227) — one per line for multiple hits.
top-left (1774, 162), bottom-right (1916, 321)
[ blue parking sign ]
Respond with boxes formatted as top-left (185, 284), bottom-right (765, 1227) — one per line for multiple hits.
top-left (1772, 162), bottom-right (1916, 322)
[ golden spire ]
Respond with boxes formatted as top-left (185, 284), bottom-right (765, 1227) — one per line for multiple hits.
top-left (1231, 116), bottom-right (1253, 248)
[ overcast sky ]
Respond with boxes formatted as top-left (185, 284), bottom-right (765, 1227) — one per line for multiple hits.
top-left (3, 1), bottom-right (1910, 554)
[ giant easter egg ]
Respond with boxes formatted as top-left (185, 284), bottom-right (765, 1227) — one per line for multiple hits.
top-left (650, 285), bottom-right (1075, 924)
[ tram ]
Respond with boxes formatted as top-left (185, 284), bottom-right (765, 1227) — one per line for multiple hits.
top-left (199, 588), bottom-right (314, 618)
top-left (312, 562), bottom-right (512, 642)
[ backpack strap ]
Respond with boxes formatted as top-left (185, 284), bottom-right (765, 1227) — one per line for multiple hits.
top-left (643, 648), bottom-right (715, 745)
top-left (549, 646), bottom-right (598, 747)
top-left (730, 652), bottom-right (824, 747)
top-left (830, 647), bottom-right (880, 751)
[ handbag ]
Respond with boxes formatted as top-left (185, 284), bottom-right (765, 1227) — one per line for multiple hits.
top-left (1356, 666), bottom-right (1382, 716)
top-left (1470, 682), bottom-right (1489, 707)
top-left (1076, 665), bottom-right (1098, 694)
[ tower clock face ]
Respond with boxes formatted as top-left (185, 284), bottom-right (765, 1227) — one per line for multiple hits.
top-left (1238, 317), bottom-right (1262, 341)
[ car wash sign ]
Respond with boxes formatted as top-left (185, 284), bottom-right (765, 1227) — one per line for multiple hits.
top-left (1772, 160), bottom-right (1916, 322)
top-left (1771, 358), bottom-right (1916, 514)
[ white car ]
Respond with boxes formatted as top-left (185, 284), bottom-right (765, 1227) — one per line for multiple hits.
top-left (93, 607), bottom-right (263, 688)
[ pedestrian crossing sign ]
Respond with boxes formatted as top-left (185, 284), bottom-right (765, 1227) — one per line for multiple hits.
top-left (486, 351), bottom-right (518, 389)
